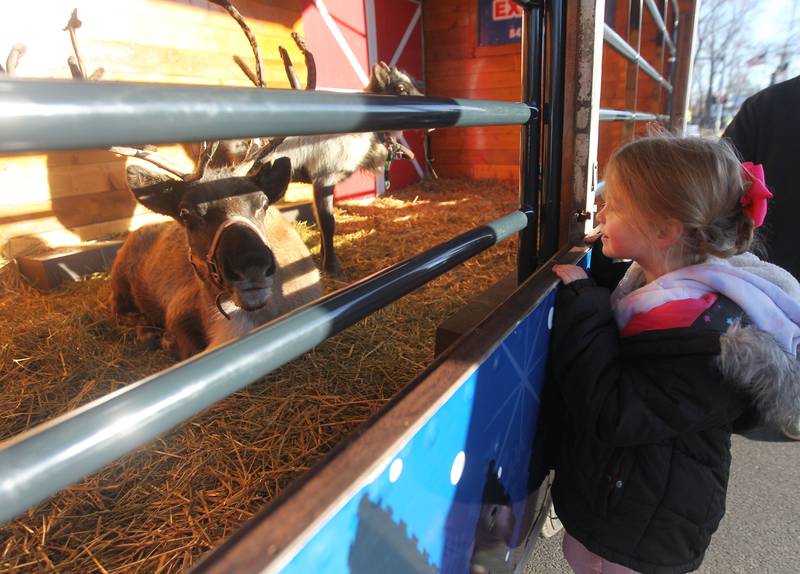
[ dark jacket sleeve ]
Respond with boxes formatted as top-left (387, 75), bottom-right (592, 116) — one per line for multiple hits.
top-left (587, 239), bottom-right (631, 290)
top-left (550, 279), bottom-right (744, 447)
top-left (723, 97), bottom-right (757, 161)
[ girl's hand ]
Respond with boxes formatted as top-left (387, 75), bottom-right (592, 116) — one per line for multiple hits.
top-left (552, 264), bottom-right (588, 284)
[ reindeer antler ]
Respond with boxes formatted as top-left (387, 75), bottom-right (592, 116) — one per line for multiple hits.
top-left (210, 0), bottom-right (265, 87)
top-left (3, 44), bottom-right (26, 76)
top-left (233, 54), bottom-right (259, 87)
top-left (63, 8), bottom-right (103, 80)
top-left (278, 33), bottom-right (316, 90)
top-left (278, 46), bottom-right (299, 90)
top-left (63, 9), bottom-right (85, 78)
top-left (108, 147), bottom-right (191, 180)
top-left (290, 33), bottom-right (316, 90)
top-left (187, 141), bottom-right (220, 181)
top-left (59, 8), bottom-right (194, 180)
top-left (244, 32), bottom-right (318, 168)
top-left (218, 3), bottom-right (317, 168)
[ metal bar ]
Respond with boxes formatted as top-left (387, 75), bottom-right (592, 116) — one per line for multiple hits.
top-left (665, 0), bottom-right (680, 120)
top-left (191, 245), bottom-right (588, 574)
top-left (599, 108), bottom-right (668, 122)
top-left (0, 210), bottom-right (528, 525)
top-left (517, 3), bottom-right (544, 282)
top-left (539, 0), bottom-right (566, 263)
top-left (603, 24), bottom-right (672, 92)
top-left (643, 0), bottom-right (675, 54)
top-left (669, 0), bottom-right (680, 28)
top-left (623, 0), bottom-right (642, 142)
top-left (600, 108), bottom-right (635, 121)
top-left (0, 78), bottom-right (532, 153)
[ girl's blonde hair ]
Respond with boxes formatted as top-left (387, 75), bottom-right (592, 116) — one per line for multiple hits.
top-left (605, 133), bottom-right (755, 265)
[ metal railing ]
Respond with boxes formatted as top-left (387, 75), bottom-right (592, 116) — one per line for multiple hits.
top-left (0, 210), bottom-right (525, 523)
top-left (599, 109), bottom-right (669, 122)
top-left (599, 0), bottom-right (681, 126)
top-left (644, 0), bottom-right (676, 55)
top-left (0, 1), bottom-right (562, 526)
top-left (603, 24), bottom-right (672, 92)
top-left (0, 80), bottom-right (531, 153)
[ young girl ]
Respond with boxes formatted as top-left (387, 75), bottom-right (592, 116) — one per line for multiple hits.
top-left (550, 135), bottom-right (800, 574)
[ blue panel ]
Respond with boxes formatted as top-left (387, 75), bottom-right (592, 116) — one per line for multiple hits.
top-left (282, 287), bottom-right (559, 574)
top-left (478, 0), bottom-right (524, 47)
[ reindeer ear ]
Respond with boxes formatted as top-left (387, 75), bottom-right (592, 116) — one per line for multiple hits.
top-left (252, 156), bottom-right (291, 204)
top-left (126, 165), bottom-right (184, 218)
top-left (368, 62), bottom-right (391, 92)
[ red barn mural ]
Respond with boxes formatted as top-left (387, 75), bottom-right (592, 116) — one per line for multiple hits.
top-left (301, 0), bottom-right (425, 200)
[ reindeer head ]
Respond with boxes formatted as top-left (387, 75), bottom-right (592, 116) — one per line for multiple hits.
top-left (365, 61), bottom-right (423, 96)
top-left (126, 157), bottom-right (292, 311)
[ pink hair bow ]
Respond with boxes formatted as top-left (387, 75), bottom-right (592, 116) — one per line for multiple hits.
top-left (740, 162), bottom-right (772, 228)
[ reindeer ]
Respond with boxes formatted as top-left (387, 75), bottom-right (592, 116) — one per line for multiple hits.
top-left (54, 8), bottom-right (321, 358)
top-left (63, 3), bottom-right (419, 282)
top-left (193, 16), bottom-right (423, 277)
top-left (247, 62), bottom-right (422, 276)
top-left (110, 157), bottom-right (323, 359)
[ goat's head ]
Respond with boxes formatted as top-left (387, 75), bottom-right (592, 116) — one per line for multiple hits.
top-left (366, 61), bottom-right (423, 96)
top-left (126, 157), bottom-right (293, 311)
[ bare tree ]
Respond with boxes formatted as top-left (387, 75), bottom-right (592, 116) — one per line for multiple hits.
top-left (691, 0), bottom-right (759, 129)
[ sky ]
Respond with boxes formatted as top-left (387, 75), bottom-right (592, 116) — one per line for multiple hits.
top-left (734, 0), bottom-right (799, 87)
top-left (690, 0), bottom-right (799, 113)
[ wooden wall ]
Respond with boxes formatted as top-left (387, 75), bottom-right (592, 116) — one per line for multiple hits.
top-left (422, 0), bottom-right (522, 182)
top-left (0, 0), bottom-right (305, 263)
top-left (422, 0), bottom-right (688, 184)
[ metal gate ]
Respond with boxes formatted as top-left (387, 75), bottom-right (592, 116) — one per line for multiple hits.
top-left (0, 0), bottom-right (693, 571)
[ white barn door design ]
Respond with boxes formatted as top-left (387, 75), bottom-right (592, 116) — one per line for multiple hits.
top-left (302, 0), bottom-right (425, 200)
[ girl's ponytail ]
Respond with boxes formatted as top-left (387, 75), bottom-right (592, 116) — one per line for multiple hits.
top-left (683, 207), bottom-right (753, 262)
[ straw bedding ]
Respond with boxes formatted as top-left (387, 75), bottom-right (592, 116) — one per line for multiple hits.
top-left (0, 178), bottom-right (517, 573)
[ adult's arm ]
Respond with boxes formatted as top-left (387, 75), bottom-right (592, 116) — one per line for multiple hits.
top-left (723, 96), bottom-right (758, 161)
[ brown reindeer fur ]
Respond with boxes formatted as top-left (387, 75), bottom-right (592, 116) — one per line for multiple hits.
top-left (111, 159), bottom-right (323, 359)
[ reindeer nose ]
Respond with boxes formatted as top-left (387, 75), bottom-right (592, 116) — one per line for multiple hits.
top-left (217, 224), bottom-right (275, 284)
top-left (222, 250), bottom-right (275, 283)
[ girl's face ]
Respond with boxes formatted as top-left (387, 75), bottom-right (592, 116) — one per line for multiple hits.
top-left (595, 188), bottom-right (653, 262)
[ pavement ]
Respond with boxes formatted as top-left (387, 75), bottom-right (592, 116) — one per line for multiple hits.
top-left (523, 428), bottom-right (800, 573)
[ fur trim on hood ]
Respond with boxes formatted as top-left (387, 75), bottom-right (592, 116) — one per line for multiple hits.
top-left (719, 322), bottom-right (800, 431)
top-left (611, 252), bottom-right (800, 430)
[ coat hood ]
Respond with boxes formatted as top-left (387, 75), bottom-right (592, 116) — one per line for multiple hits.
top-left (719, 323), bottom-right (800, 432)
top-left (612, 252), bottom-right (800, 430)
top-left (705, 253), bottom-right (800, 430)
top-left (612, 253), bottom-right (800, 356)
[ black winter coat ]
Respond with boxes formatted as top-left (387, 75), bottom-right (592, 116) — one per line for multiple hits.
top-left (550, 277), bottom-right (751, 574)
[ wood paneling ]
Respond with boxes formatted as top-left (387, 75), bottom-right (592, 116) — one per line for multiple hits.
top-left (0, 0), bottom-right (304, 261)
top-left (423, 0), bottom-right (521, 183)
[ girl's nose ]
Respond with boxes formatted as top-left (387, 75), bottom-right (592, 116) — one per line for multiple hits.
top-left (596, 204), bottom-right (606, 223)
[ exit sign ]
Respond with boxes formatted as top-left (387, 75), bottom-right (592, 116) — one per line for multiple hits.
top-left (478, 0), bottom-right (523, 46)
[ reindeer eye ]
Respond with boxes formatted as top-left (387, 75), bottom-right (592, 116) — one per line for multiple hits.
top-left (179, 207), bottom-right (191, 220)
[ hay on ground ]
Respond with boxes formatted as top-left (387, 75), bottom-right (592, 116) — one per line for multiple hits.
top-left (0, 178), bottom-right (518, 573)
